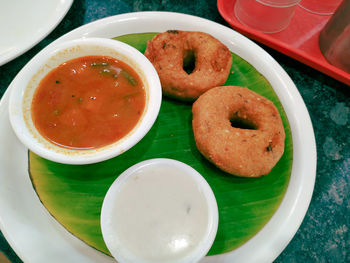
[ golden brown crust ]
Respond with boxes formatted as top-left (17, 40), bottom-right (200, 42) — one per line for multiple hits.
top-left (192, 86), bottom-right (285, 177)
top-left (144, 30), bottom-right (232, 101)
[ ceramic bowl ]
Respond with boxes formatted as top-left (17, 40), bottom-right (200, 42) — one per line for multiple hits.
top-left (8, 37), bottom-right (162, 164)
top-left (100, 158), bottom-right (219, 263)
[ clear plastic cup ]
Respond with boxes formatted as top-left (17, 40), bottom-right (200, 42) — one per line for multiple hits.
top-left (234, 0), bottom-right (301, 33)
top-left (299, 0), bottom-right (343, 15)
top-left (319, 0), bottom-right (350, 73)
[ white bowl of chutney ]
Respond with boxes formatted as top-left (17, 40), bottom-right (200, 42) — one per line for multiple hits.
top-left (100, 158), bottom-right (219, 263)
top-left (8, 37), bottom-right (162, 164)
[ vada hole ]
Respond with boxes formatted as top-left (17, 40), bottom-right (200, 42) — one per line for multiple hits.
top-left (183, 49), bottom-right (196, 74)
top-left (230, 117), bottom-right (257, 130)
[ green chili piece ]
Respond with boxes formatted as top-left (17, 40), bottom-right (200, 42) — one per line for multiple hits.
top-left (121, 70), bottom-right (137, 86)
top-left (99, 69), bottom-right (111, 75)
top-left (123, 92), bottom-right (139, 99)
top-left (91, 62), bottom-right (109, 67)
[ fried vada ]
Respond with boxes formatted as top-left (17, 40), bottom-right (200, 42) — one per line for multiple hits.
top-left (192, 86), bottom-right (285, 177)
top-left (144, 30), bottom-right (232, 101)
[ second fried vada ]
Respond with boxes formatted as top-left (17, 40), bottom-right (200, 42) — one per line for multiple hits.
top-left (192, 86), bottom-right (285, 177)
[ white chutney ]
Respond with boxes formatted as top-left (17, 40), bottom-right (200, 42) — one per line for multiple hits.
top-left (101, 158), bottom-right (218, 263)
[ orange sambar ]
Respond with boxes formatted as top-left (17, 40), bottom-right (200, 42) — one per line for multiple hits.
top-left (31, 55), bottom-right (146, 149)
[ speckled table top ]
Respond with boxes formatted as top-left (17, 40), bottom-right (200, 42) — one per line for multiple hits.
top-left (0, 0), bottom-right (349, 262)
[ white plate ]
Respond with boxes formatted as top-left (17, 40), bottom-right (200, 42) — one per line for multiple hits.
top-left (0, 0), bottom-right (73, 66)
top-left (0, 12), bottom-right (317, 263)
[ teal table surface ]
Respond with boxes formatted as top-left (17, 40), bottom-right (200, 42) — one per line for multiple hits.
top-left (0, 0), bottom-right (349, 262)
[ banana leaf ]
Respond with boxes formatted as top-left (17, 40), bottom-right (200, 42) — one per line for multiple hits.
top-left (29, 33), bottom-right (292, 256)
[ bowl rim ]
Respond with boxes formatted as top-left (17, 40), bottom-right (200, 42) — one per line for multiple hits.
top-left (8, 37), bottom-right (162, 165)
top-left (100, 158), bottom-right (219, 263)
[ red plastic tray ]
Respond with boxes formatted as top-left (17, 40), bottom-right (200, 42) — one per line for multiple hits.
top-left (217, 0), bottom-right (350, 86)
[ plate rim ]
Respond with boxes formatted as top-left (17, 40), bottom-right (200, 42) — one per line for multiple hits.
top-left (0, 11), bottom-right (317, 263)
top-left (0, 0), bottom-right (73, 66)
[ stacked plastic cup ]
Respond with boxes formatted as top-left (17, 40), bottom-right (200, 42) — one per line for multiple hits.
top-left (299, 0), bottom-right (343, 15)
top-left (319, 0), bottom-right (350, 73)
top-left (234, 0), bottom-right (301, 33)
